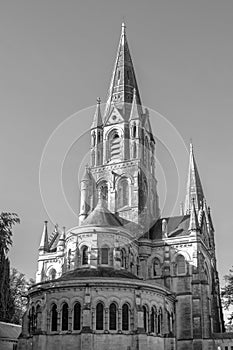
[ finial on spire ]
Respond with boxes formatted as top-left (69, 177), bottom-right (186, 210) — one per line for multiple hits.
top-left (97, 97), bottom-right (101, 104)
top-left (190, 139), bottom-right (193, 151)
top-left (121, 22), bottom-right (126, 34)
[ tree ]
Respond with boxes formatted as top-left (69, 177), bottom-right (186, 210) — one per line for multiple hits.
top-left (0, 212), bottom-right (20, 322)
top-left (0, 212), bottom-right (20, 254)
top-left (221, 267), bottom-right (233, 325)
top-left (9, 268), bottom-right (35, 324)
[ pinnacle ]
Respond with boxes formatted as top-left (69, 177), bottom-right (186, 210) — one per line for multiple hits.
top-left (184, 142), bottom-right (204, 214)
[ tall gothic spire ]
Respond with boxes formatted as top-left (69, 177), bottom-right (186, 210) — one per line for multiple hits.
top-left (104, 23), bottom-right (142, 120)
top-left (184, 143), bottom-right (204, 214)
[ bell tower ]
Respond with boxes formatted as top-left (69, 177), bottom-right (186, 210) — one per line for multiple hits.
top-left (79, 23), bottom-right (160, 234)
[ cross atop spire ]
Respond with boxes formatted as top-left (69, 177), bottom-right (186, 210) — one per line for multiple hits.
top-left (184, 142), bottom-right (204, 214)
top-left (104, 23), bottom-right (142, 121)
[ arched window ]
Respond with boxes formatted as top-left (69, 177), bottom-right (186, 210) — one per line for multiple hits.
top-left (110, 132), bottom-right (121, 161)
top-left (73, 302), bottom-right (81, 330)
top-left (35, 305), bottom-right (42, 330)
top-left (120, 248), bottom-right (127, 268)
top-left (68, 249), bottom-right (71, 269)
top-left (136, 256), bottom-right (140, 275)
top-left (97, 131), bottom-right (101, 143)
top-left (177, 255), bottom-right (186, 275)
top-left (82, 246), bottom-right (88, 265)
top-left (170, 312), bottom-right (174, 333)
top-left (96, 303), bottom-right (104, 330)
top-left (61, 303), bottom-right (69, 331)
top-left (117, 177), bottom-right (129, 209)
top-left (101, 246), bottom-right (109, 265)
top-left (153, 258), bottom-right (161, 277)
top-left (143, 306), bottom-right (148, 332)
top-left (151, 306), bottom-right (157, 333)
top-left (132, 124), bottom-right (136, 138)
top-left (30, 306), bottom-right (35, 333)
top-left (109, 303), bottom-right (117, 330)
top-left (133, 142), bottom-right (137, 158)
top-left (51, 304), bottom-right (58, 332)
top-left (167, 311), bottom-right (171, 333)
top-left (97, 182), bottom-right (108, 202)
top-left (122, 304), bottom-right (129, 331)
top-left (157, 308), bottom-right (163, 335)
top-left (49, 268), bottom-right (56, 280)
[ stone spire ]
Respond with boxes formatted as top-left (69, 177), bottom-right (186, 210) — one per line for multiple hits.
top-left (188, 198), bottom-right (200, 231)
top-left (57, 226), bottom-right (66, 253)
top-left (184, 143), bottom-right (204, 214)
top-left (91, 98), bottom-right (102, 129)
top-left (39, 221), bottom-right (49, 252)
top-left (104, 23), bottom-right (142, 120)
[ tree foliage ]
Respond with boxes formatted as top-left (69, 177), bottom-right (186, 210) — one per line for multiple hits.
top-left (0, 212), bottom-right (20, 254)
top-left (221, 267), bottom-right (233, 324)
top-left (0, 212), bottom-right (20, 322)
top-left (9, 268), bottom-right (35, 324)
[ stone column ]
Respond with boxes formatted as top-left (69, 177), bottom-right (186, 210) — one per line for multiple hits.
top-left (104, 308), bottom-right (109, 333)
top-left (118, 308), bottom-right (122, 332)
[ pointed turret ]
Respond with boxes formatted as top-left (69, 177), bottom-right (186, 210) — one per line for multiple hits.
top-left (188, 198), bottom-right (200, 231)
top-left (184, 143), bottom-right (204, 214)
top-left (39, 221), bottom-right (49, 253)
top-left (57, 226), bottom-right (66, 254)
top-left (91, 98), bottom-right (102, 129)
top-left (104, 23), bottom-right (142, 120)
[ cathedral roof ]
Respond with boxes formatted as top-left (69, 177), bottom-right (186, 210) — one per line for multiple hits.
top-left (81, 197), bottom-right (122, 227)
top-left (104, 23), bottom-right (142, 121)
top-left (58, 266), bottom-right (139, 281)
top-left (148, 215), bottom-right (190, 240)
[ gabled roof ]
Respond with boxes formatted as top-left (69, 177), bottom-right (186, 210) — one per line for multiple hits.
top-left (148, 215), bottom-right (190, 240)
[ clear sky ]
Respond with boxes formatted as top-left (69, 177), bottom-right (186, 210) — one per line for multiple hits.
top-left (1, 0), bottom-right (233, 293)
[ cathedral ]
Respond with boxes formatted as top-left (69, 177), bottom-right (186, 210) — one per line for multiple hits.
top-left (18, 24), bottom-right (232, 350)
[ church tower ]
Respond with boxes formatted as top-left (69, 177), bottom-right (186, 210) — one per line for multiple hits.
top-left (18, 23), bottom-right (228, 350)
top-left (79, 23), bottom-right (160, 233)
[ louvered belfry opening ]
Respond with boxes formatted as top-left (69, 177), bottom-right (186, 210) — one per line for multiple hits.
top-left (110, 132), bottom-right (121, 160)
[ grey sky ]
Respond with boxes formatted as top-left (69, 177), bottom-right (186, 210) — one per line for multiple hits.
top-left (1, 0), bottom-right (233, 291)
